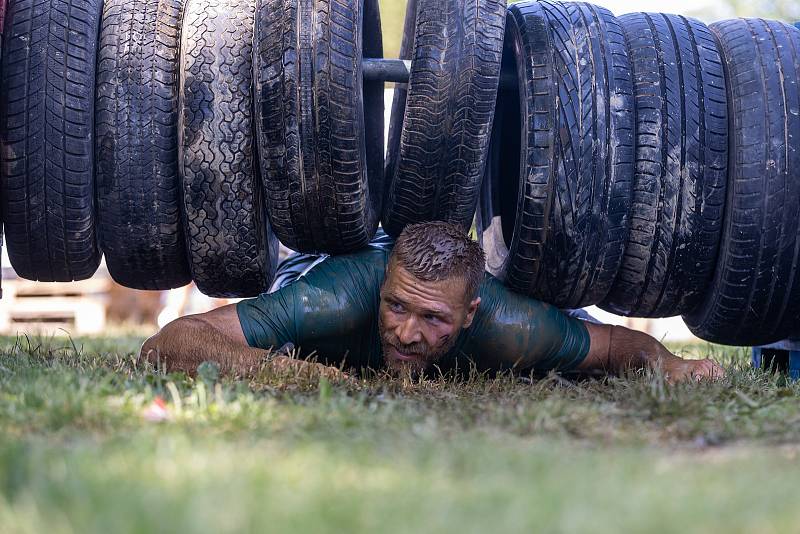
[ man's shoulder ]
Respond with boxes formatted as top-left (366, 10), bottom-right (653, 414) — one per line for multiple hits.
top-left (236, 243), bottom-right (388, 357)
top-left (475, 272), bottom-right (506, 302)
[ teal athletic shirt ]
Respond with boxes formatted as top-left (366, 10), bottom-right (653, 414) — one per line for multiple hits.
top-left (236, 245), bottom-right (591, 374)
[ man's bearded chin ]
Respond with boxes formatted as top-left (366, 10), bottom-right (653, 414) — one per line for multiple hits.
top-left (378, 316), bottom-right (458, 377)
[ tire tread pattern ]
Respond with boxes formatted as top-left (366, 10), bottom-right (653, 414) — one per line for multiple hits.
top-left (533, 1), bottom-right (634, 308)
top-left (96, 0), bottom-right (191, 290)
top-left (255, 0), bottom-right (384, 254)
top-left (684, 19), bottom-right (800, 345)
top-left (0, 0), bottom-right (102, 281)
top-left (382, 0), bottom-right (506, 237)
top-left (601, 13), bottom-right (728, 317)
top-left (179, 0), bottom-right (276, 297)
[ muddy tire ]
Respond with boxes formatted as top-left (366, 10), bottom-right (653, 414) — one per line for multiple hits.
top-left (0, 0), bottom-right (102, 281)
top-left (179, 0), bottom-right (278, 297)
top-left (381, 0), bottom-right (506, 237)
top-left (478, 1), bottom-right (555, 293)
top-left (535, 1), bottom-right (634, 308)
top-left (600, 13), bottom-right (728, 318)
top-left (254, 0), bottom-right (384, 253)
top-left (684, 19), bottom-right (800, 345)
top-left (96, 0), bottom-right (191, 290)
top-left (480, 0), bottom-right (633, 308)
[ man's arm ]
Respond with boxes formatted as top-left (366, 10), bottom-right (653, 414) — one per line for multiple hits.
top-left (578, 323), bottom-right (724, 382)
top-left (139, 304), bottom-right (350, 380)
top-left (139, 304), bottom-right (265, 375)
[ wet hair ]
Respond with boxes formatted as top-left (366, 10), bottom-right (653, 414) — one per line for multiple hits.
top-left (388, 221), bottom-right (485, 301)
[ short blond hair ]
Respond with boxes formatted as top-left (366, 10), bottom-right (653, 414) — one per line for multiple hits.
top-left (389, 221), bottom-right (485, 300)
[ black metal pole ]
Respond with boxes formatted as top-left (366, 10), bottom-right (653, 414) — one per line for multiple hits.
top-left (362, 57), bottom-right (517, 88)
top-left (362, 58), bottom-right (412, 83)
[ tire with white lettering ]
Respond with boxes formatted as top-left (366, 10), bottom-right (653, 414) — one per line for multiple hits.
top-left (600, 13), bottom-right (728, 317)
top-left (479, 0), bottom-right (634, 308)
top-left (254, 0), bottom-right (384, 253)
top-left (0, 0), bottom-right (102, 281)
top-left (180, 0), bottom-right (278, 297)
top-left (381, 0), bottom-right (506, 237)
top-left (96, 0), bottom-right (191, 290)
top-left (684, 19), bottom-right (800, 345)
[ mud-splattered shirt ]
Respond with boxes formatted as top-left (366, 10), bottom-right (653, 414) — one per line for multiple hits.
top-left (236, 245), bottom-right (590, 374)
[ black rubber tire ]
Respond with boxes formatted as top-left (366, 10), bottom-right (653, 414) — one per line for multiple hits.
top-left (381, 0), bottom-right (506, 237)
top-left (0, 0), bottom-right (102, 281)
top-left (480, 0), bottom-right (634, 308)
top-left (179, 0), bottom-right (278, 298)
top-left (96, 0), bottom-right (191, 290)
top-left (536, 1), bottom-right (634, 309)
top-left (254, 0), bottom-right (384, 254)
top-left (0, 0), bottom-right (6, 59)
top-left (599, 13), bottom-right (728, 318)
top-left (0, 0), bottom-right (3, 296)
top-left (0, 0), bottom-right (6, 280)
top-left (478, 1), bottom-right (555, 293)
top-left (684, 19), bottom-right (800, 346)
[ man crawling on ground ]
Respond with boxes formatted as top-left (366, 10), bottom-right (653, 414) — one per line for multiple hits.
top-left (140, 221), bottom-right (723, 383)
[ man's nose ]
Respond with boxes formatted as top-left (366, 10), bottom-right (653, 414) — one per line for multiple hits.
top-left (396, 316), bottom-right (422, 345)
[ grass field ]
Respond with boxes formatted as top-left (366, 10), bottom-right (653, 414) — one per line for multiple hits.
top-left (1, 333), bottom-right (799, 533)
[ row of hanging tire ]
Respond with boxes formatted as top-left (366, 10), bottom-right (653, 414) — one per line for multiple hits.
top-left (0, 0), bottom-right (798, 346)
top-left (477, 3), bottom-right (800, 347)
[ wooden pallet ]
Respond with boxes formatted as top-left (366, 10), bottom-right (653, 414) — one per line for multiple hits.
top-left (0, 277), bottom-right (111, 336)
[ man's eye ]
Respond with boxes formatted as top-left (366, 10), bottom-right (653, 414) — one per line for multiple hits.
top-left (424, 314), bottom-right (439, 323)
top-left (389, 302), bottom-right (404, 313)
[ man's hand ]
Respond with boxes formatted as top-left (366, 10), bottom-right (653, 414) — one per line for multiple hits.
top-left (660, 357), bottom-right (725, 384)
top-left (265, 355), bottom-right (354, 384)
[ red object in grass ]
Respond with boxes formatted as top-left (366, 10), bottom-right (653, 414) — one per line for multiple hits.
top-left (142, 396), bottom-right (170, 422)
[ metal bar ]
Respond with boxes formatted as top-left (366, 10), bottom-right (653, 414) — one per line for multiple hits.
top-left (362, 58), bottom-right (412, 83)
top-left (363, 57), bottom-right (517, 88)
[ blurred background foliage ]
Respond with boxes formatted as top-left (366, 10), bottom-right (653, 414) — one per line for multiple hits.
top-left (378, 0), bottom-right (800, 60)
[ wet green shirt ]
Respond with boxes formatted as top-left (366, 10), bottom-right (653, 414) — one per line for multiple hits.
top-left (236, 247), bottom-right (590, 374)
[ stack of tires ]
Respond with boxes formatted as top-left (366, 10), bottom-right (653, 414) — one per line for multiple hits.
top-left (478, 2), bottom-right (800, 347)
top-left (0, 0), bottom-right (281, 297)
top-left (0, 0), bottom-right (799, 346)
top-left (481, 5), bottom-right (729, 317)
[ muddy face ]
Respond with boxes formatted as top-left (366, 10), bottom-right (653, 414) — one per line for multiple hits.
top-left (378, 262), bottom-right (480, 375)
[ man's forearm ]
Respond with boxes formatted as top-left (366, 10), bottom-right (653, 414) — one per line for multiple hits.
top-left (140, 317), bottom-right (269, 376)
top-left (605, 325), bottom-right (683, 375)
top-left (578, 323), bottom-right (723, 382)
top-left (139, 317), bottom-right (353, 382)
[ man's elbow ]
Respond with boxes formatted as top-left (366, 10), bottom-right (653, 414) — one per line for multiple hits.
top-left (139, 316), bottom-right (206, 370)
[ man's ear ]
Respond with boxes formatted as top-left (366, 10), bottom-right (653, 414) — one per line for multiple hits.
top-left (462, 297), bottom-right (481, 329)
